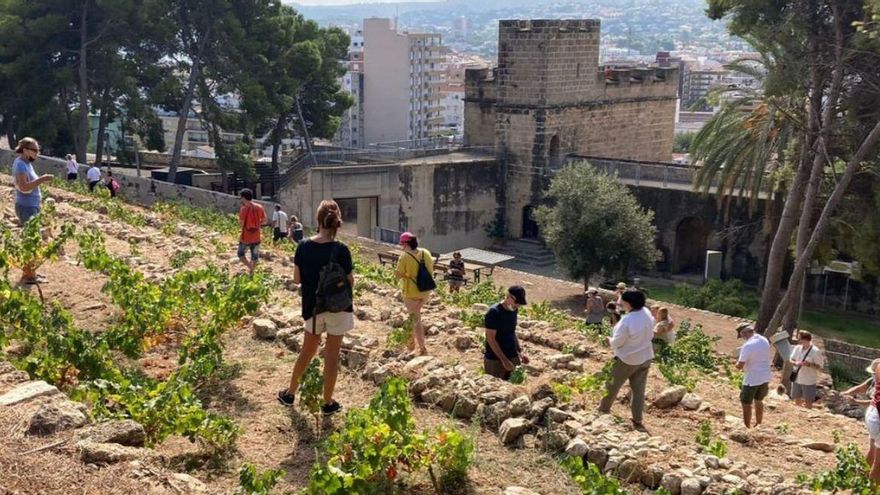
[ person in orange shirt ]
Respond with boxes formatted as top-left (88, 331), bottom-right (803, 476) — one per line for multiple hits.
top-left (238, 188), bottom-right (266, 275)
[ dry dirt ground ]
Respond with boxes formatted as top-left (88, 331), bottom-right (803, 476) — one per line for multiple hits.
top-left (0, 180), bottom-right (867, 495)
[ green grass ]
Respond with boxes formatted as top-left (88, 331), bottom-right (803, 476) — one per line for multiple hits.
top-left (799, 310), bottom-right (880, 348)
top-left (642, 282), bottom-right (880, 348)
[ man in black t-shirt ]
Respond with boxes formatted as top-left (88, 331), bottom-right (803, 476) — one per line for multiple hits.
top-left (484, 286), bottom-right (530, 380)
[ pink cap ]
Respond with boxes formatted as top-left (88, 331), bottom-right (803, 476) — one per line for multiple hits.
top-left (399, 232), bottom-right (415, 244)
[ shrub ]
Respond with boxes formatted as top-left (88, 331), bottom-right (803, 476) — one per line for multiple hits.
top-left (800, 444), bottom-right (879, 493)
top-left (559, 455), bottom-right (626, 495)
top-left (237, 463), bottom-right (284, 495)
top-left (671, 279), bottom-right (754, 318)
top-left (306, 378), bottom-right (474, 494)
top-left (655, 320), bottom-right (719, 389)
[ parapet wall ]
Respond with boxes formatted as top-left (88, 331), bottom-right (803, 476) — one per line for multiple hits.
top-left (1, 150), bottom-right (273, 214)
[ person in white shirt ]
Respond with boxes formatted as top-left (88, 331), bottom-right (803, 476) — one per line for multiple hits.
top-left (86, 164), bottom-right (102, 191)
top-left (789, 331), bottom-right (824, 409)
top-left (736, 324), bottom-right (773, 428)
top-left (271, 205), bottom-right (289, 242)
top-left (599, 289), bottom-right (655, 428)
top-left (65, 154), bottom-right (78, 181)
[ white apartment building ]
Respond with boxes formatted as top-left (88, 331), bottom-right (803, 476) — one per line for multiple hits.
top-left (335, 29), bottom-right (365, 148)
top-left (363, 18), bottom-right (446, 145)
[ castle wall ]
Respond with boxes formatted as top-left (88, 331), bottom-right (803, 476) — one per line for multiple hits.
top-left (464, 19), bottom-right (679, 237)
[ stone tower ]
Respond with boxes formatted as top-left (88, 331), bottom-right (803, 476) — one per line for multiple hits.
top-left (465, 19), bottom-right (678, 238)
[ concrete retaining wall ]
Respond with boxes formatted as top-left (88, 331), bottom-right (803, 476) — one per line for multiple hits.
top-left (1, 149), bottom-right (274, 214)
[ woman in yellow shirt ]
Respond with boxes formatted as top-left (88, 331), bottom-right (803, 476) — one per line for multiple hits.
top-left (395, 232), bottom-right (434, 355)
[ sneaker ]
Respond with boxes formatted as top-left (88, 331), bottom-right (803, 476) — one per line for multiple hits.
top-left (277, 389), bottom-right (295, 407)
top-left (322, 401), bottom-right (342, 416)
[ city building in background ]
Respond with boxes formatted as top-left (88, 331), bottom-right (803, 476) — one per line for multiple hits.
top-left (363, 18), bottom-right (447, 144)
top-left (335, 28), bottom-right (365, 148)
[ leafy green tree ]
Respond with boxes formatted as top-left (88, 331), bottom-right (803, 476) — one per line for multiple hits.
top-left (236, 5), bottom-right (351, 172)
top-left (535, 162), bottom-right (660, 288)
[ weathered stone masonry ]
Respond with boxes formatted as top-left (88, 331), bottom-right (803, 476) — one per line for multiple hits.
top-left (465, 19), bottom-right (678, 237)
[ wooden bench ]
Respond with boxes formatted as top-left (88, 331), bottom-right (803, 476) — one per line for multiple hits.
top-left (377, 252), bottom-right (399, 266)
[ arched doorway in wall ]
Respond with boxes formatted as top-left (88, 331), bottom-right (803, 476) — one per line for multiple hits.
top-left (548, 134), bottom-right (560, 168)
top-left (522, 205), bottom-right (539, 239)
top-left (673, 217), bottom-right (708, 274)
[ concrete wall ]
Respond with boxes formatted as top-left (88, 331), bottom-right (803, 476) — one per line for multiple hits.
top-left (278, 158), bottom-right (500, 253)
top-left (2, 150), bottom-right (273, 214)
top-left (825, 339), bottom-right (880, 378)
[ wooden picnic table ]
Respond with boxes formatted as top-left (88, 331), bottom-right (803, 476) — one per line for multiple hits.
top-left (440, 247), bottom-right (515, 284)
top-left (434, 259), bottom-right (488, 284)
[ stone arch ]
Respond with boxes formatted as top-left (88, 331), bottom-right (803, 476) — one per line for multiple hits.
top-left (673, 217), bottom-right (708, 274)
top-left (522, 205), bottom-right (539, 239)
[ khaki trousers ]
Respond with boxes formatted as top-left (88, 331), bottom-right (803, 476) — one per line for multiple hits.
top-left (598, 357), bottom-right (652, 424)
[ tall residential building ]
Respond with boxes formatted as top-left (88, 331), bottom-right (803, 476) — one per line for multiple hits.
top-left (680, 64), bottom-right (759, 111)
top-left (363, 18), bottom-right (446, 145)
top-left (335, 29), bottom-right (365, 148)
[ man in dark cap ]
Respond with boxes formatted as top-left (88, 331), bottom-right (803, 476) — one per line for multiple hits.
top-left (483, 286), bottom-right (530, 380)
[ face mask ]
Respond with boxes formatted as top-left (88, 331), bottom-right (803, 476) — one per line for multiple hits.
top-left (26, 155), bottom-right (36, 162)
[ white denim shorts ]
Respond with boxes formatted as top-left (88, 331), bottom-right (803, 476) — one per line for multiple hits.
top-left (305, 311), bottom-right (354, 336)
top-left (866, 405), bottom-right (880, 448)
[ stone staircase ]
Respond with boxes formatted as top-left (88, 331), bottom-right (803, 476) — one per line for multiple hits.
top-left (492, 238), bottom-right (559, 276)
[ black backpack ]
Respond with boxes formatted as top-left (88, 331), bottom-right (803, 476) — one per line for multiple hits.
top-left (408, 250), bottom-right (436, 292)
top-left (314, 242), bottom-right (352, 318)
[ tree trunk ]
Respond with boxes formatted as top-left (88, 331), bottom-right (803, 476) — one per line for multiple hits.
top-left (753, 148), bottom-right (811, 333)
top-left (93, 88), bottom-right (112, 167)
top-left (767, 119), bottom-right (880, 333)
top-left (754, 56), bottom-right (825, 334)
top-left (75, 0), bottom-right (91, 164)
top-left (782, 11), bottom-right (845, 336)
top-left (168, 29), bottom-right (211, 185)
top-left (270, 110), bottom-right (291, 172)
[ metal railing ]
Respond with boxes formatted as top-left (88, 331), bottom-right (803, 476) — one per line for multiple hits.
top-left (561, 154), bottom-right (773, 196)
top-left (563, 155), bottom-right (696, 188)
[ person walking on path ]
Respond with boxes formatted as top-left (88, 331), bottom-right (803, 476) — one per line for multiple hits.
top-left (271, 204), bottom-right (289, 242)
top-left (585, 288), bottom-right (605, 325)
top-left (289, 215), bottom-right (304, 243)
top-left (483, 286), bottom-right (530, 380)
top-left (86, 163), bottom-right (102, 191)
top-left (277, 200), bottom-right (353, 416)
top-left (843, 359), bottom-right (880, 483)
top-left (105, 170), bottom-right (121, 198)
top-left (789, 331), bottom-right (825, 409)
top-left (65, 154), bottom-right (78, 181)
top-left (598, 289), bottom-right (654, 429)
top-left (447, 251), bottom-right (466, 293)
top-left (736, 324), bottom-right (772, 428)
top-left (12, 137), bottom-right (52, 226)
top-left (394, 232), bottom-right (435, 356)
top-left (237, 189), bottom-right (266, 276)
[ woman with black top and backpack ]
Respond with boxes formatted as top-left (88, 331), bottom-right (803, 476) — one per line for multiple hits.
top-left (276, 200), bottom-right (353, 416)
top-left (395, 232), bottom-right (435, 356)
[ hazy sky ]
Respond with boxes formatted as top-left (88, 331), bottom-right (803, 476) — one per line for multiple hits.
top-left (291, 0), bottom-right (435, 5)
